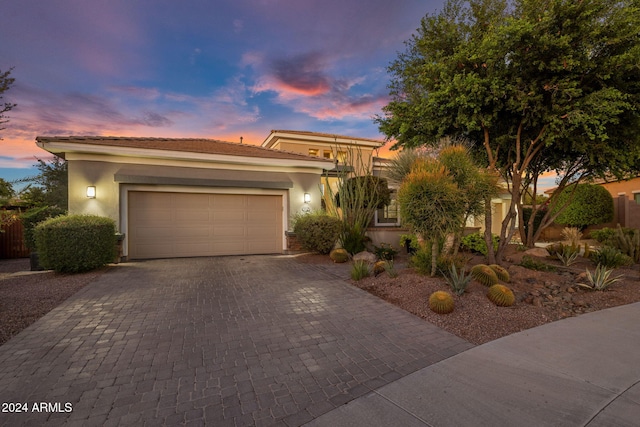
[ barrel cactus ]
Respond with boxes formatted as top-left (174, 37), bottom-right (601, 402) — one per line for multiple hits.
top-left (329, 248), bottom-right (349, 263)
top-left (489, 264), bottom-right (510, 282)
top-left (373, 260), bottom-right (386, 276)
top-left (470, 264), bottom-right (499, 287)
top-left (429, 291), bottom-right (455, 314)
top-left (487, 284), bottom-right (515, 307)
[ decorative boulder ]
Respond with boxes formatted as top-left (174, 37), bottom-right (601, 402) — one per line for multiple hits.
top-left (523, 247), bottom-right (550, 258)
top-left (353, 251), bottom-right (377, 264)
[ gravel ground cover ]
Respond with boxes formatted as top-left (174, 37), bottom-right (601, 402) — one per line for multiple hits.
top-left (0, 258), bottom-right (107, 345)
top-left (297, 246), bottom-right (640, 345)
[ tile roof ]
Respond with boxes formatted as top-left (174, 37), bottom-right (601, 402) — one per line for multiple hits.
top-left (36, 136), bottom-right (330, 163)
top-left (269, 130), bottom-right (385, 145)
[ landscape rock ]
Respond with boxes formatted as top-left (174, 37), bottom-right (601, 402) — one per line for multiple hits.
top-left (524, 247), bottom-right (550, 258)
top-left (353, 251), bottom-right (377, 264)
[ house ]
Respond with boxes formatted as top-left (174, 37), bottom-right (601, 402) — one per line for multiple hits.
top-left (262, 130), bottom-right (406, 246)
top-left (35, 136), bottom-right (333, 260)
top-left (596, 176), bottom-right (640, 229)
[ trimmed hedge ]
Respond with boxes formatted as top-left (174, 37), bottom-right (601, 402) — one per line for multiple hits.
top-left (34, 214), bottom-right (117, 273)
top-left (293, 212), bottom-right (342, 254)
top-left (21, 205), bottom-right (67, 251)
top-left (552, 184), bottom-right (613, 229)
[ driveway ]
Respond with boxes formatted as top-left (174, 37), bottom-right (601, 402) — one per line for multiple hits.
top-left (0, 256), bottom-right (473, 426)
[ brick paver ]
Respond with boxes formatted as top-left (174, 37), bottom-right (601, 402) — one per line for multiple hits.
top-left (0, 256), bottom-right (473, 426)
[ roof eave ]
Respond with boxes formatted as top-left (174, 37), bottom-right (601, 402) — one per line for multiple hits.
top-left (36, 140), bottom-right (335, 170)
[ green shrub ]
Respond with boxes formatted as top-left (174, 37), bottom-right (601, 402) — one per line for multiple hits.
top-left (519, 255), bottom-right (556, 272)
top-left (590, 246), bottom-right (633, 269)
top-left (460, 232), bottom-right (498, 256)
top-left (410, 246), bottom-right (432, 275)
top-left (551, 184), bottom-right (613, 229)
top-left (350, 260), bottom-right (370, 281)
top-left (399, 234), bottom-right (419, 253)
top-left (21, 206), bottom-right (67, 251)
top-left (589, 227), bottom-right (616, 244)
top-left (373, 243), bottom-right (398, 260)
top-left (34, 214), bottom-right (116, 273)
top-left (293, 212), bottom-right (342, 254)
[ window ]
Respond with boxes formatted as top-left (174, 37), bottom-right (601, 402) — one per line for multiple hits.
top-left (308, 148), bottom-right (319, 156)
top-left (323, 150), bottom-right (332, 159)
top-left (634, 193), bottom-right (640, 204)
top-left (336, 151), bottom-right (347, 163)
top-left (375, 191), bottom-right (400, 226)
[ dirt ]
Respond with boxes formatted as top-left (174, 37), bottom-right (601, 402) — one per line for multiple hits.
top-left (296, 245), bottom-right (640, 345)
top-left (0, 258), bottom-right (107, 346)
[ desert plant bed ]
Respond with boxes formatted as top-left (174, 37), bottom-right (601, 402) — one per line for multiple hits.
top-left (296, 246), bottom-right (640, 345)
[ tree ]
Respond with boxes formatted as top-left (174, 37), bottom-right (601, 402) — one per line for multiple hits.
top-left (376, 0), bottom-right (640, 263)
top-left (0, 68), bottom-right (16, 139)
top-left (16, 157), bottom-right (68, 209)
top-left (325, 149), bottom-right (391, 254)
top-left (0, 178), bottom-right (14, 202)
top-left (551, 184), bottom-right (614, 230)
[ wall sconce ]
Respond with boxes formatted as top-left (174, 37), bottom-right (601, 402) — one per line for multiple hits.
top-left (304, 193), bottom-right (311, 204)
top-left (86, 186), bottom-right (96, 199)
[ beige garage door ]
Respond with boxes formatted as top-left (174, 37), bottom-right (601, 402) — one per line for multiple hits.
top-left (128, 191), bottom-right (283, 259)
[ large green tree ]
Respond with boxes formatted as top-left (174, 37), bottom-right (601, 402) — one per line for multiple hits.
top-left (376, 0), bottom-right (640, 262)
top-left (0, 68), bottom-right (16, 139)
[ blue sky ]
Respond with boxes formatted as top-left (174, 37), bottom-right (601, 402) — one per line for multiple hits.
top-left (0, 0), bottom-right (447, 188)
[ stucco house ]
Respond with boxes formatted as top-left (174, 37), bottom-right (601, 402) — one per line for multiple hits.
top-left (36, 136), bottom-right (333, 260)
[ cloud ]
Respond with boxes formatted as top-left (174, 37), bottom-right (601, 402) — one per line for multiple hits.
top-left (269, 53), bottom-right (331, 96)
top-left (247, 51), bottom-right (389, 121)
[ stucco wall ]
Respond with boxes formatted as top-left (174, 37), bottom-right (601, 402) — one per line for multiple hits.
top-left (68, 158), bottom-right (325, 233)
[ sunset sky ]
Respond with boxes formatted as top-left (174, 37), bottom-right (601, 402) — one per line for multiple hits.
top-left (0, 0), bottom-right (448, 188)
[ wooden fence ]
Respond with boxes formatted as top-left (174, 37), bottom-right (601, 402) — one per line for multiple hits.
top-left (0, 219), bottom-right (29, 259)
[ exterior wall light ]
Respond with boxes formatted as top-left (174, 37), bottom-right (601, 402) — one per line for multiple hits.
top-left (86, 186), bottom-right (96, 198)
top-left (304, 193), bottom-right (311, 203)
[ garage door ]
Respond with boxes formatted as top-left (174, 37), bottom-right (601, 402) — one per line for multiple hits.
top-left (128, 191), bottom-right (283, 259)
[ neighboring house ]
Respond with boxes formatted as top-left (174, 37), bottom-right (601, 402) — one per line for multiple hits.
top-left (597, 176), bottom-right (640, 229)
top-left (36, 136), bottom-right (333, 260)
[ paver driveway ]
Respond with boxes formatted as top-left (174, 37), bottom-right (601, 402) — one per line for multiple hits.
top-left (0, 256), bottom-right (473, 426)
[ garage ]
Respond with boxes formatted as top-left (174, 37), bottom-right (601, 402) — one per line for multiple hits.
top-left (128, 191), bottom-right (283, 259)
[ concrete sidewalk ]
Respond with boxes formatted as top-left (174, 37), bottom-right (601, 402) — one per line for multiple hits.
top-left (307, 302), bottom-right (640, 427)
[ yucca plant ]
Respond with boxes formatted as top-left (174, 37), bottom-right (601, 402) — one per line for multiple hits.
top-left (577, 265), bottom-right (623, 291)
top-left (350, 260), bottom-right (370, 281)
top-left (442, 264), bottom-right (472, 296)
top-left (561, 227), bottom-right (583, 248)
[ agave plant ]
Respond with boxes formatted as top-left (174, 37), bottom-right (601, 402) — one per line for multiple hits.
top-left (577, 265), bottom-right (623, 291)
top-left (556, 245), bottom-right (579, 266)
top-left (442, 264), bottom-right (472, 296)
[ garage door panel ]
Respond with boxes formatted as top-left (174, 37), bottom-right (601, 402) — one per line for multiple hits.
top-left (128, 191), bottom-right (282, 259)
top-left (175, 209), bottom-right (209, 221)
